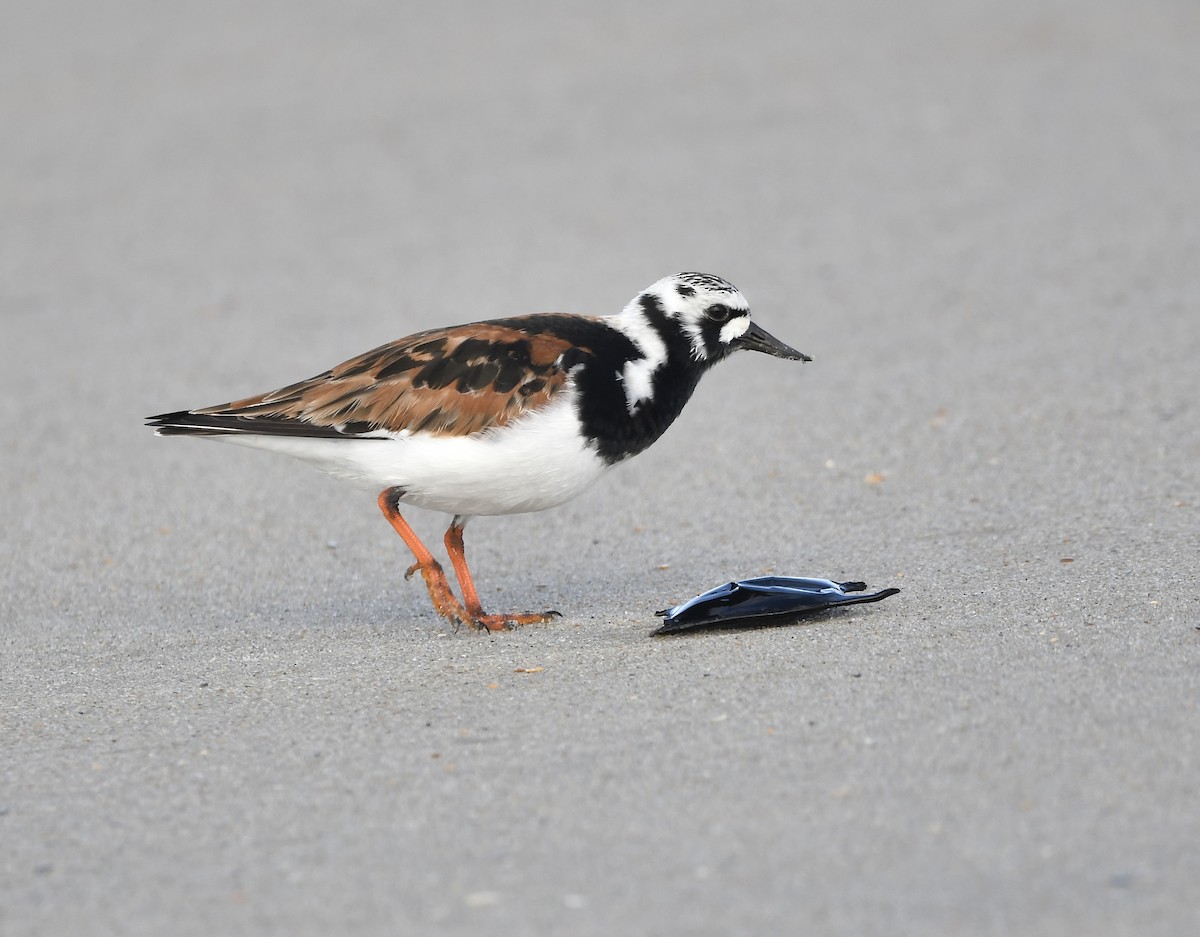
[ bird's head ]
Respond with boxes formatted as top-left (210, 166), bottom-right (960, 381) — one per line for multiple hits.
top-left (628, 272), bottom-right (811, 365)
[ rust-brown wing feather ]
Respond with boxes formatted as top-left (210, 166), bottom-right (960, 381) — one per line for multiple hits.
top-left (149, 316), bottom-right (598, 439)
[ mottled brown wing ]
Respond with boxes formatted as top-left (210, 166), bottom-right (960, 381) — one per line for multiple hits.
top-left (190, 316), bottom-right (596, 437)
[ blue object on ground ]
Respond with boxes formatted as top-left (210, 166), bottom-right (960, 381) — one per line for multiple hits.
top-left (654, 577), bottom-right (900, 635)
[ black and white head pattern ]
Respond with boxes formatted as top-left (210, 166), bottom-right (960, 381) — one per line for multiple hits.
top-left (672, 272), bottom-right (739, 296)
top-left (611, 272), bottom-right (752, 414)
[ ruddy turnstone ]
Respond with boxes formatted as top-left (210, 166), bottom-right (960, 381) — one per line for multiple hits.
top-left (147, 273), bottom-right (810, 631)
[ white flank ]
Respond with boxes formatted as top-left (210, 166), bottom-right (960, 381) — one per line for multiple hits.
top-left (207, 390), bottom-right (608, 517)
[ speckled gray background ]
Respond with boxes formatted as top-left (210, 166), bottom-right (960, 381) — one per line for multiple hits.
top-left (3, 1), bottom-right (1198, 935)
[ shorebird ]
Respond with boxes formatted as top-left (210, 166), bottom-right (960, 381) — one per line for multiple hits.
top-left (148, 273), bottom-right (809, 630)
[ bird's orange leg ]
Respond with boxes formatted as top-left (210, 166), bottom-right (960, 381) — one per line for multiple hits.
top-left (377, 488), bottom-right (470, 627)
top-left (443, 518), bottom-right (561, 632)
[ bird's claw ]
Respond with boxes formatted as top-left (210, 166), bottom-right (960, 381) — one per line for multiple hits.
top-left (468, 610), bottom-right (562, 632)
top-left (401, 555), bottom-right (561, 633)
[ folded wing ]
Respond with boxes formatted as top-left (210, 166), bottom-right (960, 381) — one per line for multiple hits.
top-left (148, 316), bottom-right (595, 440)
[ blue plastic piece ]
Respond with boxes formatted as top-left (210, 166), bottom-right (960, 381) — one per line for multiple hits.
top-left (653, 576), bottom-right (899, 635)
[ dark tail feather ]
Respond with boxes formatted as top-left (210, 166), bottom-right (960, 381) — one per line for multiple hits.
top-left (145, 410), bottom-right (357, 439)
top-left (145, 410), bottom-right (232, 436)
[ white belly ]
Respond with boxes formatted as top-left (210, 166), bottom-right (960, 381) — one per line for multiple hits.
top-left (212, 391), bottom-right (610, 517)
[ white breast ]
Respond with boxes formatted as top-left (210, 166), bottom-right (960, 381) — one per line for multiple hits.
top-left (212, 390), bottom-right (609, 517)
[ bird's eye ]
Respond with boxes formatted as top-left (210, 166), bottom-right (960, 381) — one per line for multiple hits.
top-left (707, 303), bottom-right (732, 322)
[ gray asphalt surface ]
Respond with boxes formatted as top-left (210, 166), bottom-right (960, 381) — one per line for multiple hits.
top-left (3, 2), bottom-right (1199, 935)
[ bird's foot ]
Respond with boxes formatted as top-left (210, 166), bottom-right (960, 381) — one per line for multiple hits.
top-left (468, 610), bottom-right (563, 633)
top-left (404, 558), bottom-right (561, 632)
top-left (405, 560), bottom-right (472, 627)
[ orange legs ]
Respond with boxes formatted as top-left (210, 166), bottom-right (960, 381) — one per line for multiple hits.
top-left (444, 518), bottom-right (560, 632)
top-left (377, 489), bottom-right (470, 626)
top-left (377, 488), bottom-right (559, 632)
